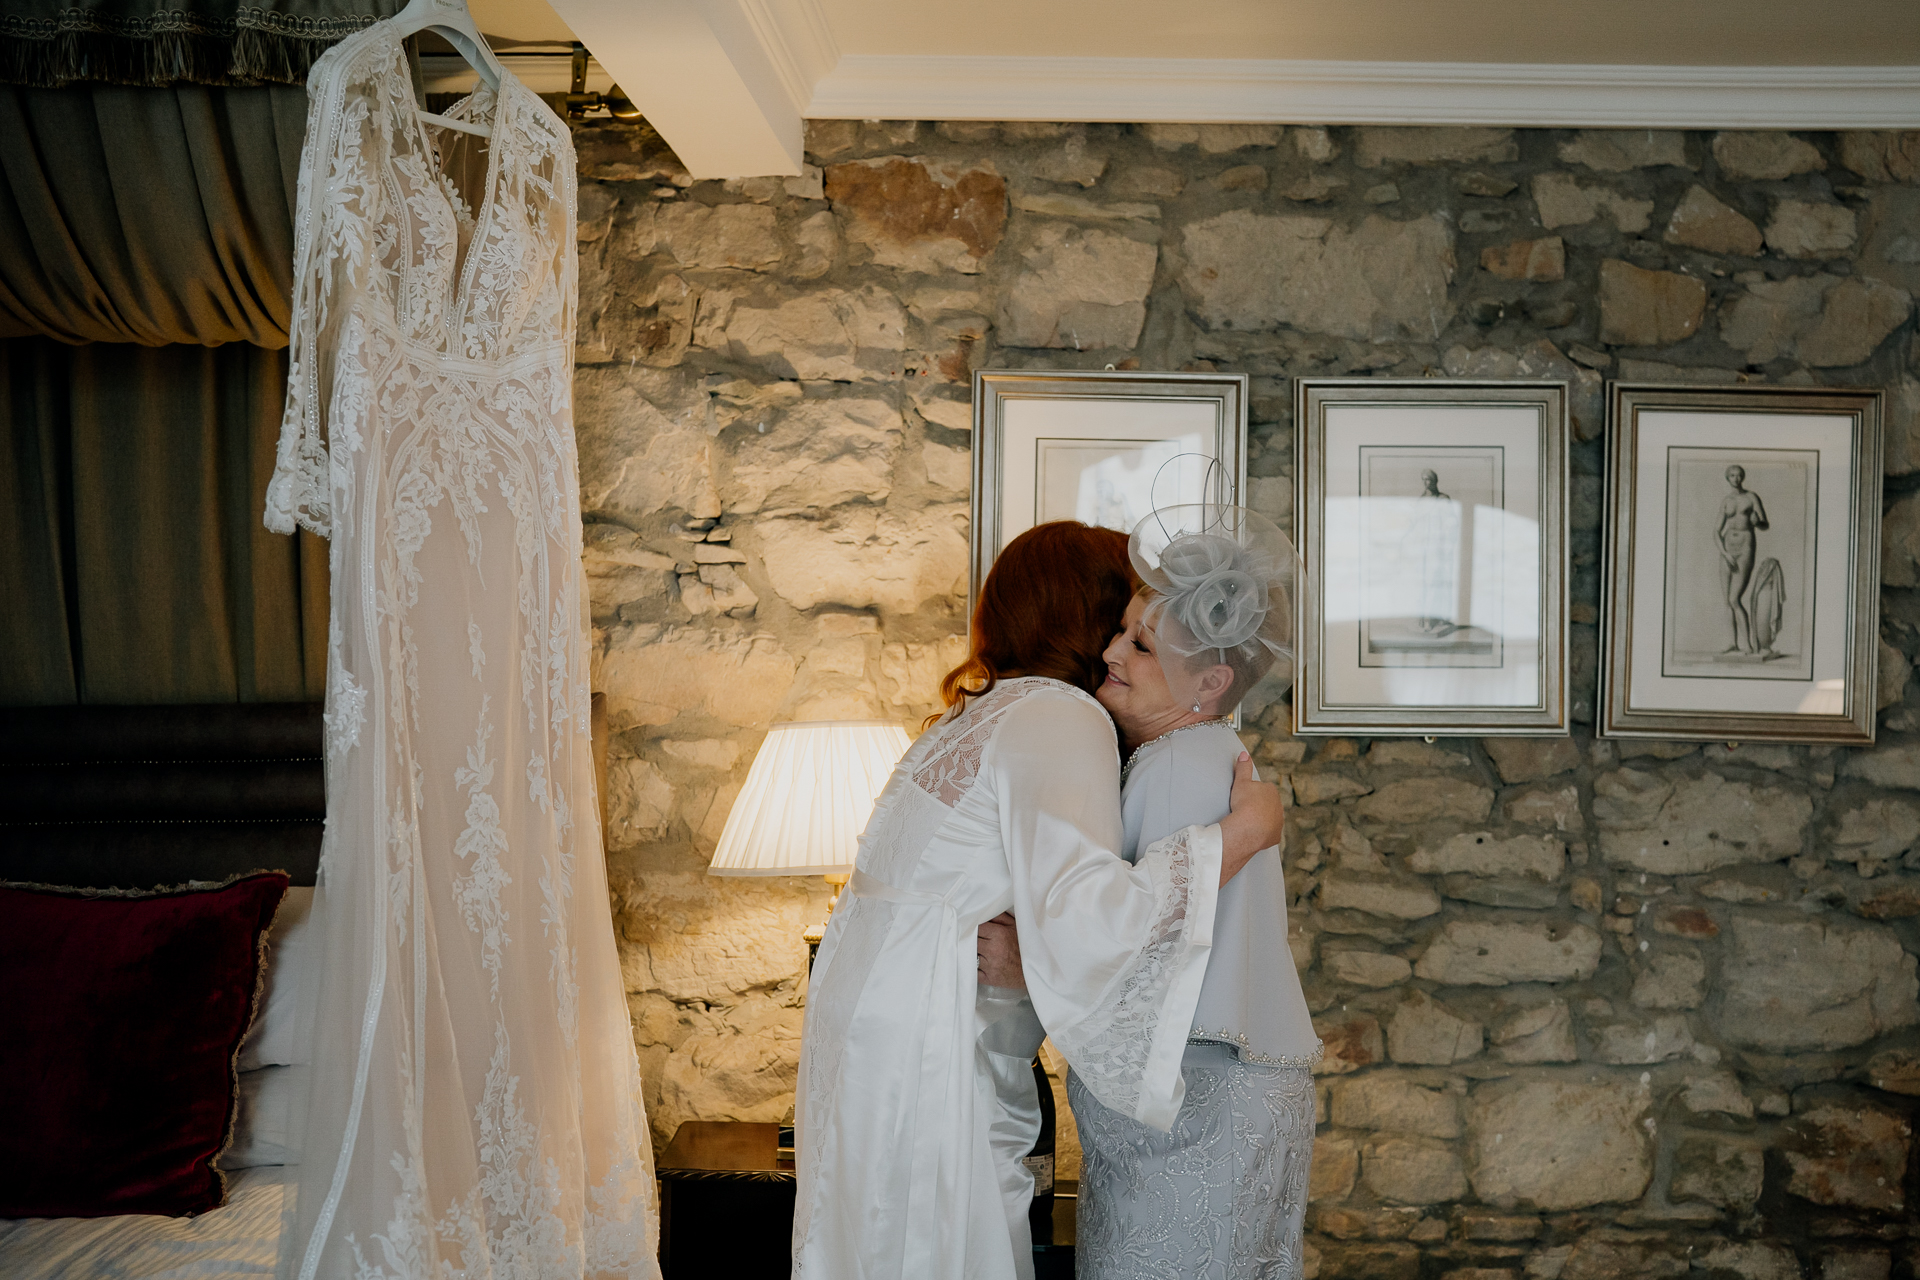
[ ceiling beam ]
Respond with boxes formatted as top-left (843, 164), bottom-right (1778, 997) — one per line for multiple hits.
top-left (807, 57), bottom-right (1920, 130)
top-left (543, 0), bottom-right (837, 177)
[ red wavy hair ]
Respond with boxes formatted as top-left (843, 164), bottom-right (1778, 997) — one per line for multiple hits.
top-left (934, 521), bottom-right (1138, 723)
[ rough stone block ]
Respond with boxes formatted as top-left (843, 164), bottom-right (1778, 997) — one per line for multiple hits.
top-left (1829, 796), bottom-right (1920, 862)
top-left (1591, 1013), bottom-right (1696, 1064)
top-left (1325, 948), bottom-right (1414, 987)
top-left (1466, 1076), bottom-right (1654, 1211)
top-left (758, 508), bottom-right (967, 615)
top-left (1310, 1204), bottom-right (1424, 1240)
top-left (1491, 1001), bottom-right (1578, 1064)
top-left (1597, 260), bottom-right (1707, 347)
top-left (1820, 1253), bottom-right (1892, 1280)
top-left (1311, 1133), bottom-right (1360, 1201)
top-left (1356, 127), bottom-right (1517, 168)
top-left (1505, 785), bottom-right (1585, 831)
top-left (1314, 1242), bottom-right (1421, 1280)
top-left (1354, 777), bottom-right (1494, 824)
top-left (824, 157), bottom-right (1006, 273)
top-left (714, 283), bottom-right (910, 381)
top-left (1330, 1070), bottom-right (1463, 1138)
top-left (1362, 1135), bottom-right (1469, 1204)
top-left (1842, 741), bottom-right (1920, 790)
top-left (1408, 831), bottom-right (1566, 881)
top-left (1369, 740), bottom-right (1471, 769)
top-left (1031, 136), bottom-right (1107, 187)
top-left (1314, 1010), bottom-right (1385, 1075)
top-left (1291, 770), bottom-right (1374, 806)
top-left (1596, 773), bottom-right (1811, 875)
top-left (1714, 131), bottom-right (1826, 179)
top-left (1716, 914), bottom-right (1920, 1051)
top-left (600, 626), bottom-right (796, 729)
top-left (1782, 1102), bottom-right (1913, 1212)
top-left (1481, 237), bottom-right (1566, 282)
top-left (1720, 274), bottom-right (1912, 368)
top-left (654, 201), bottom-right (782, 270)
top-left (1630, 951), bottom-right (1707, 1009)
top-left (1558, 130), bottom-right (1690, 172)
top-left (1387, 990), bottom-right (1484, 1064)
top-left (1558, 1234), bottom-right (1689, 1280)
top-left (1680, 1071), bottom-right (1756, 1119)
top-left (1697, 1241), bottom-right (1803, 1280)
top-left (1533, 174), bottom-right (1654, 233)
top-left (1840, 130), bottom-right (1920, 182)
top-left (1766, 199), bottom-right (1859, 259)
top-left (1321, 874), bottom-right (1443, 920)
top-left (1866, 1049), bottom-right (1920, 1096)
top-left (725, 397), bottom-right (901, 515)
top-left (996, 223), bottom-right (1157, 349)
top-left (1485, 737), bottom-right (1582, 784)
top-left (1415, 920), bottom-right (1602, 986)
top-left (1179, 211), bottom-right (1458, 342)
top-left (1884, 492), bottom-right (1920, 588)
top-left (1663, 185), bottom-right (1764, 255)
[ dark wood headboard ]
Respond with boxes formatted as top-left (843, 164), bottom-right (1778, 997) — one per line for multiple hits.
top-left (0, 704), bottom-right (324, 890)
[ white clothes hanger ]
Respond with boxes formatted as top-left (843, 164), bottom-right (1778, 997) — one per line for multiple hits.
top-left (388, 0), bottom-right (504, 139)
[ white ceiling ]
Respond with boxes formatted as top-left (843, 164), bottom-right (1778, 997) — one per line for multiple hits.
top-left (818, 0), bottom-right (1920, 65)
top-left (479, 0), bottom-right (1920, 177)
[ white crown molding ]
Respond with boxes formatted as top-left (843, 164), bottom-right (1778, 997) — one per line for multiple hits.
top-left (806, 56), bottom-right (1920, 129)
top-left (735, 0), bottom-right (839, 114)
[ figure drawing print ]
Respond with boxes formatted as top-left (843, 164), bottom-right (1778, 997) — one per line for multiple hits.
top-left (1357, 445), bottom-right (1504, 669)
top-left (1661, 447), bottom-right (1817, 682)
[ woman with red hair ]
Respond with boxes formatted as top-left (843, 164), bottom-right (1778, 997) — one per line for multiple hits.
top-left (792, 521), bottom-right (1286, 1280)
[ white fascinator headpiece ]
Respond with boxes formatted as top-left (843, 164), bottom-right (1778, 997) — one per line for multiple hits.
top-left (1128, 499), bottom-right (1298, 715)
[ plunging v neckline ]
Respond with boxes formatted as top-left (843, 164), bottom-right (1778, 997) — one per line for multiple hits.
top-left (391, 34), bottom-right (511, 336)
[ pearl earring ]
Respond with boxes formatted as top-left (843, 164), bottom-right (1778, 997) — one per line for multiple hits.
top-left (1191, 701), bottom-right (1203, 714)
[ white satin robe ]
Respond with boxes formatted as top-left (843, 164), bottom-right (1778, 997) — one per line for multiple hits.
top-left (792, 677), bottom-right (1224, 1280)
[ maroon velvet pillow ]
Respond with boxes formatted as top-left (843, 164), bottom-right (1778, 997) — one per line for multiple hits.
top-left (0, 871), bottom-right (288, 1218)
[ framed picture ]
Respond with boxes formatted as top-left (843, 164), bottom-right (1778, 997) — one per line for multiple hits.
top-left (1600, 384), bottom-right (1884, 744)
top-left (968, 369), bottom-right (1249, 595)
top-left (1294, 379), bottom-right (1569, 736)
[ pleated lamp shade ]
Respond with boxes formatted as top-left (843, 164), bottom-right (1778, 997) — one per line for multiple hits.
top-left (708, 720), bottom-right (913, 876)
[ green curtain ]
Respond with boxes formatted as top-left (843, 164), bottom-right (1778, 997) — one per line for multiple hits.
top-left (0, 336), bottom-right (327, 704)
top-left (0, 82), bottom-right (307, 346)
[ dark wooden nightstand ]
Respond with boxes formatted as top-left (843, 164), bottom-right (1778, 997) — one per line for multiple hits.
top-left (656, 1121), bottom-right (1076, 1276)
top-left (657, 1122), bottom-right (795, 1279)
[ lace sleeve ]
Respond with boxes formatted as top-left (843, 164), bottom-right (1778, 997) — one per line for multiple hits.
top-left (1045, 823), bottom-right (1222, 1130)
top-left (264, 50), bottom-right (367, 539)
top-left (985, 688), bottom-right (1224, 1133)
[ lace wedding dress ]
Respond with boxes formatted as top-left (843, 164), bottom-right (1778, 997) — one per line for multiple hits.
top-left (265, 22), bottom-right (658, 1280)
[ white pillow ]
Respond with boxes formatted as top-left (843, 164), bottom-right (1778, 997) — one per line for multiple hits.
top-left (238, 886), bottom-right (317, 1070)
top-left (220, 1065), bottom-right (308, 1169)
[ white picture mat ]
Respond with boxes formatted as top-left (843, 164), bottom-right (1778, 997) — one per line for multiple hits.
top-left (1627, 410), bottom-right (1853, 716)
top-left (1321, 404), bottom-right (1544, 709)
top-left (998, 396), bottom-right (1222, 547)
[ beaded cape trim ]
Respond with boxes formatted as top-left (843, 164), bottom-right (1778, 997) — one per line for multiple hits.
top-left (1187, 1031), bottom-right (1325, 1069)
top-left (1120, 717), bottom-right (1232, 787)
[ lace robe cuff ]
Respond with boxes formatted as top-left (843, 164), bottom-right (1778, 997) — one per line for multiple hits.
top-left (1051, 821), bottom-right (1222, 1132)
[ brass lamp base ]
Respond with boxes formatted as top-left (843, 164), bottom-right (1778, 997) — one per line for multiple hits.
top-left (804, 873), bottom-right (848, 970)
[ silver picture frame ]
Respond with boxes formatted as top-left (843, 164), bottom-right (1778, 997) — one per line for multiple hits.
top-left (1600, 383), bottom-right (1884, 745)
top-left (968, 369), bottom-right (1250, 597)
top-left (1294, 378), bottom-right (1570, 736)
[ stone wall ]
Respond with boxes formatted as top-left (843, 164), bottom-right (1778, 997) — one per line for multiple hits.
top-left (569, 115), bottom-right (1920, 1277)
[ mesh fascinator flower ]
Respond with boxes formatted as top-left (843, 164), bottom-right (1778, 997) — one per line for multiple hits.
top-left (1128, 502), bottom-right (1299, 711)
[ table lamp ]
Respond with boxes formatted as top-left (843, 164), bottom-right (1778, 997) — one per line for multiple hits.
top-left (708, 719), bottom-right (912, 959)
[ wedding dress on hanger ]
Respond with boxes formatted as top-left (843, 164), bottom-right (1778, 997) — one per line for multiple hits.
top-left (264, 5), bottom-right (659, 1275)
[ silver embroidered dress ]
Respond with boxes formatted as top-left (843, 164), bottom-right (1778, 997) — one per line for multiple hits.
top-left (265, 23), bottom-right (658, 1279)
top-left (1070, 723), bottom-right (1319, 1279)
